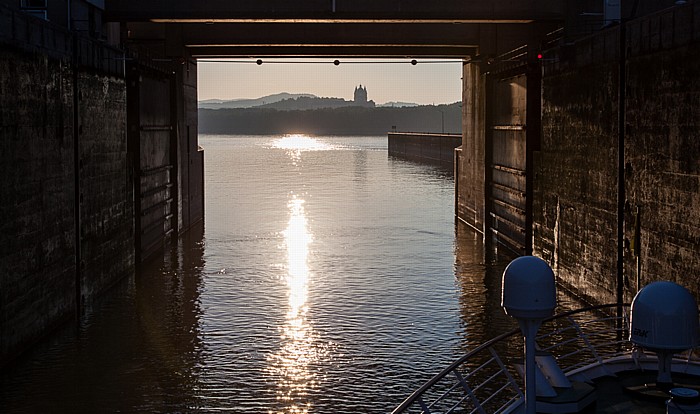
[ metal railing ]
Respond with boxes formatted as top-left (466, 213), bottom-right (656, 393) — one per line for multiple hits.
top-left (392, 304), bottom-right (639, 414)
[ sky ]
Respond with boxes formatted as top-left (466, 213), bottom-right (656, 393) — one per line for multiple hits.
top-left (197, 58), bottom-right (463, 105)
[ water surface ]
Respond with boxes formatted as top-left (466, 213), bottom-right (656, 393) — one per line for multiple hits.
top-left (1, 135), bottom-right (518, 413)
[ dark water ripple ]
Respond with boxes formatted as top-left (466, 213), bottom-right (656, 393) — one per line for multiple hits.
top-left (0, 135), bottom-right (523, 414)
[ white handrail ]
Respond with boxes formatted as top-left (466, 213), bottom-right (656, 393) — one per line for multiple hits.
top-left (392, 304), bottom-right (632, 414)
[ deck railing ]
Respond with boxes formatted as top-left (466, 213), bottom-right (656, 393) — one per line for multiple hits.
top-left (392, 304), bottom-right (637, 414)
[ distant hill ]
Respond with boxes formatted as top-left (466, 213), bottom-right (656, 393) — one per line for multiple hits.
top-left (258, 96), bottom-right (375, 110)
top-left (198, 103), bottom-right (462, 136)
top-left (198, 93), bottom-right (316, 109)
top-left (199, 93), bottom-right (419, 110)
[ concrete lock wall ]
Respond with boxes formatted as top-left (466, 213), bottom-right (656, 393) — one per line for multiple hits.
top-left (534, 29), bottom-right (621, 305)
top-left (457, 3), bottom-right (700, 305)
top-left (0, 48), bottom-right (79, 365)
top-left (387, 132), bottom-right (462, 171)
top-left (0, 4), bottom-right (205, 365)
top-left (0, 8), bottom-right (133, 365)
top-left (456, 62), bottom-right (487, 235)
top-left (534, 3), bottom-right (700, 305)
top-left (623, 6), bottom-right (700, 300)
top-left (179, 59), bottom-right (204, 232)
top-left (78, 71), bottom-right (134, 303)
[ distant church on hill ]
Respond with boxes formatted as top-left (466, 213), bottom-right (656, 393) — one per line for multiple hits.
top-left (353, 85), bottom-right (375, 107)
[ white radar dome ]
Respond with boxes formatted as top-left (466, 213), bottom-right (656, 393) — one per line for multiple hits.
top-left (630, 281), bottom-right (699, 351)
top-left (501, 256), bottom-right (557, 320)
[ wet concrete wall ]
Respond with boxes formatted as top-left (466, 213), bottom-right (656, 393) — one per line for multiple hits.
top-left (534, 29), bottom-right (621, 305)
top-left (124, 47), bottom-right (204, 258)
top-left (388, 132), bottom-right (461, 171)
top-left (1, 3), bottom-right (206, 365)
top-left (534, 3), bottom-right (700, 304)
top-left (456, 63), bottom-right (487, 235)
top-left (0, 47), bottom-right (78, 366)
top-left (178, 59), bottom-right (204, 232)
top-left (77, 71), bottom-right (134, 303)
top-left (0, 8), bottom-right (133, 365)
top-left (623, 6), bottom-right (700, 300)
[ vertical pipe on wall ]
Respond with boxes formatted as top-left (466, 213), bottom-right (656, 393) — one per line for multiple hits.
top-left (635, 205), bottom-right (641, 291)
top-left (72, 33), bottom-right (81, 320)
top-left (616, 22), bottom-right (627, 331)
top-left (169, 72), bottom-right (179, 240)
top-left (483, 72), bottom-right (494, 253)
top-left (454, 148), bottom-right (460, 221)
top-left (126, 62), bottom-right (142, 264)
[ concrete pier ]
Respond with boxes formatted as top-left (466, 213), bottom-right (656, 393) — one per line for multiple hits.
top-left (388, 132), bottom-right (461, 171)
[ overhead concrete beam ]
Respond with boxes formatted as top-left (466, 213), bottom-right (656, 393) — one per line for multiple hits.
top-left (179, 23), bottom-right (482, 47)
top-left (105, 0), bottom-right (564, 23)
top-left (187, 45), bottom-right (477, 58)
top-left (126, 21), bottom-right (554, 58)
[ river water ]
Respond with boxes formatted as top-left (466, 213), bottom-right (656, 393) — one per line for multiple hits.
top-left (1, 135), bottom-right (523, 413)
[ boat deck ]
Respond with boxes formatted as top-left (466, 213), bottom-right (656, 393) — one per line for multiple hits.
top-left (589, 371), bottom-right (700, 414)
top-left (392, 304), bottom-right (700, 414)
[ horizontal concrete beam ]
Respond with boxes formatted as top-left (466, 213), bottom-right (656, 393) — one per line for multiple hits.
top-left (179, 23), bottom-right (482, 47)
top-left (126, 22), bottom-right (547, 58)
top-left (106, 0), bottom-right (564, 23)
top-left (188, 45), bottom-right (477, 58)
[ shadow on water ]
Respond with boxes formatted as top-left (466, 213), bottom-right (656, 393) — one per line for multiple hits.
top-left (452, 220), bottom-right (599, 357)
top-left (453, 221), bottom-right (518, 354)
top-left (0, 222), bottom-right (206, 413)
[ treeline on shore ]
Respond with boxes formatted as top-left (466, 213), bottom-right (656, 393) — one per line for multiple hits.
top-left (198, 104), bottom-right (461, 136)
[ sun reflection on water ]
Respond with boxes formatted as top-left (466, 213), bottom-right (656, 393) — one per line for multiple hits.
top-left (284, 197), bottom-right (311, 320)
top-left (267, 195), bottom-right (323, 414)
top-left (272, 134), bottom-right (332, 152)
top-left (271, 135), bottom-right (334, 165)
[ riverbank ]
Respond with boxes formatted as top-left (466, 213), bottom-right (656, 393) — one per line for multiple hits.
top-left (198, 104), bottom-right (461, 136)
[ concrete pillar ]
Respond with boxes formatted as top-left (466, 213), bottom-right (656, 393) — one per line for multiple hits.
top-left (457, 62), bottom-right (487, 238)
top-left (167, 43), bottom-right (203, 233)
top-left (123, 22), bottom-right (204, 261)
top-left (525, 56), bottom-right (542, 256)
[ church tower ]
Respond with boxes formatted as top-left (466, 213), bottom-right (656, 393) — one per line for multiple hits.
top-left (353, 84), bottom-right (368, 104)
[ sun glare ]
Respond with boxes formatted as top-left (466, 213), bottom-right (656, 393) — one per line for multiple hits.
top-left (272, 135), bottom-right (333, 152)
